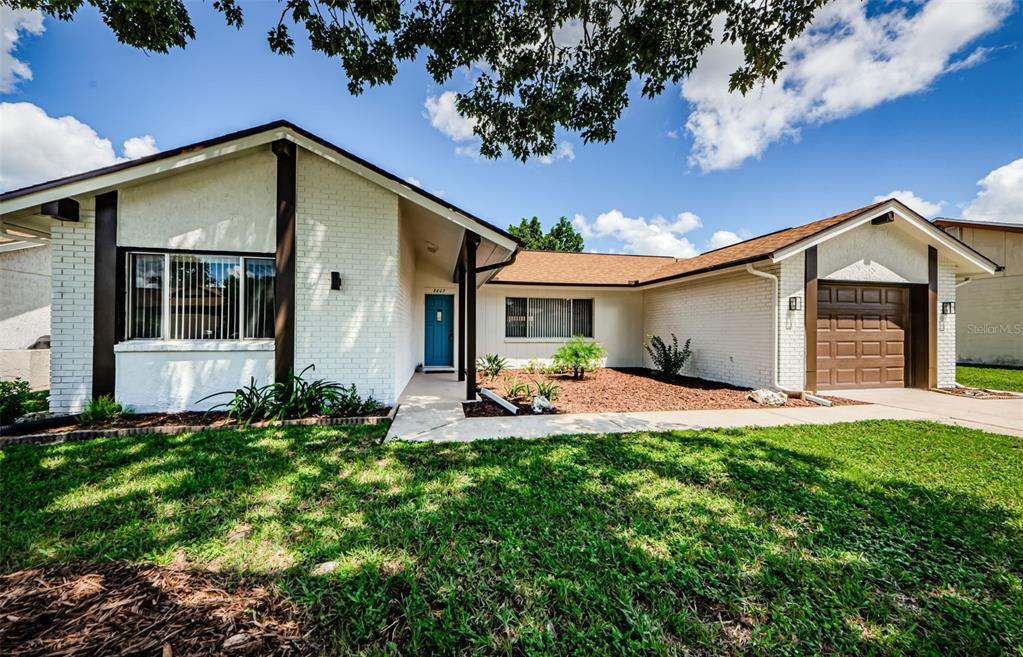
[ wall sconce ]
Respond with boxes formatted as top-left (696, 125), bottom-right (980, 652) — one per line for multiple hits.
top-left (330, 272), bottom-right (343, 290)
top-left (788, 297), bottom-right (803, 311)
top-left (941, 301), bottom-right (956, 315)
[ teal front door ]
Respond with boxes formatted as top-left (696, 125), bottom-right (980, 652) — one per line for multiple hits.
top-left (424, 294), bottom-right (454, 367)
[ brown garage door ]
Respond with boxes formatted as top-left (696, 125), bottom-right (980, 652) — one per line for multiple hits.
top-left (817, 283), bottom-right (908, 390)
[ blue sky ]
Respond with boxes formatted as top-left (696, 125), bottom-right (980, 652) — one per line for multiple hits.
top-left (1, 1), bottom-right (1021, 256)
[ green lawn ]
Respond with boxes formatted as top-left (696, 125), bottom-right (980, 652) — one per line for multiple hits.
top-left (958, 365), bottom-right (1023, 392)
top-left (2, 421), bottom-right (1021, 655)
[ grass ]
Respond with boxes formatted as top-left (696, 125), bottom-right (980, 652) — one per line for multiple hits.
top-left (957, 365), bottom-right (1023, 392)
top-left (2, 421), bottom-right (1021, 655)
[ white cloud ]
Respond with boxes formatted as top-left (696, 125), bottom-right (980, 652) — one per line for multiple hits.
top-left (682, 0), bottom-right (1012, 171)
top-left (424, 91), bottom-right (477, 142)
top-left (538, 141), bottom-right (575, 165)
top-left (122, 135), bottom-right (159, 159)
top-left (573, 210), bottom-right (702, 257)
top-left (962, 159), bottom-right (1023, 224)
top-left (1, 7), bottom-right (44, 92)
top-left (0, 102), bottom-right (159, 191)
top-left (707, 230), bottom-right (742, 250)
top-left (404, 176), bottom-right (422, 187)
top-left (874, 190), bottom-right (944, 217)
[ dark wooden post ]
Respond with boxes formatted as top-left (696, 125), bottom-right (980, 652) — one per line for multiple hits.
top-left (273, 139), bottom-right (297, 383)
top-left (928, 245), bottom-right (938, 389)
top-left (457, 263), bottom-right (466, 381)
top-left (93, 191), bottom-right (118, 399)
top-left (803, 246), bottom-right (818, 393)
top-left (465, 233), bottom-right (480, 400)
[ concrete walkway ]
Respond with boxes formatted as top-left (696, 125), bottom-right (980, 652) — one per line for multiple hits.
top-left (387, 374), bottom-right (1023, 442)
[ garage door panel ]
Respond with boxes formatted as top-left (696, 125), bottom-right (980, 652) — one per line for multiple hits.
top-left (817, 283), bottom-right (908, 390)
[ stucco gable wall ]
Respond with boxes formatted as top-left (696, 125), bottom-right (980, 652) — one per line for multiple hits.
top-left (118, 149), bottom-right (276, 252)
top-left (817, 221), bottom-right (929, 284)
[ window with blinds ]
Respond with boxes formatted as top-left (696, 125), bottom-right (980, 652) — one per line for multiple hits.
top-left (124, 251), bottom-right (275, 341)
top-left (505, 297), bottom-right (593, 338)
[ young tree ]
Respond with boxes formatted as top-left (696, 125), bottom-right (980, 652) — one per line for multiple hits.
top-left (5, 0), bottom-right (830, 161)
top-left (508, 216), bottom-right (584, 252)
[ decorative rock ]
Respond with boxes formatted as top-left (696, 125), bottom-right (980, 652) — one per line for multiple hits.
top-left (310, 561), bottom-right (338, 576)
top-left (747, 388), bottom-right (787, 406)
top-left (531, 395), bottom-right (553, 414)
top-left (222, 633), bottom-right (257, 651)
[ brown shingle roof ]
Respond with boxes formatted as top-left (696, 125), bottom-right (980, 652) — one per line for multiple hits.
top-left (491, 200), bottom-right (890, 286)
top-left (491, 250), bottom-right (675, 285)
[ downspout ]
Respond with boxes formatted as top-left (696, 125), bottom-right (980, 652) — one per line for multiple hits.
top-left (745, 264), bottom-right (803, 397)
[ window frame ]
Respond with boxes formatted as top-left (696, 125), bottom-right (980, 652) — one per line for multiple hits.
top-left (122, 248), bottom-right (276, 343)
top-left (504, 296), bottom-right (594, 340)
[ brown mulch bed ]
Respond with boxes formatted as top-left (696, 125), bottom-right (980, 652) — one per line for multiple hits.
top-left (474, 367), bottom-right (859, 416)
top-left (934, 386), bottom-right (1022, 400)
top-left (463, 399), bottom-right (517, 418)
top-left (0, 561), bottom-right (319, 656)
top-left (3, 408), bottom-right (393, 438)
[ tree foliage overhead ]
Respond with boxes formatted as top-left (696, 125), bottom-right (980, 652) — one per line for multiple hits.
top-left (509, 216), bottom-right (584, 252)
top-left (6, 0), bottom-right (829, 160)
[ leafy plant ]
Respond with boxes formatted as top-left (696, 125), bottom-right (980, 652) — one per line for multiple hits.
top-left (645, 334), bottom-right (693, 378)
top-left (199, 366), bottom-right (381, 423)
top-left (532, 378), bottom-right (561, 402)
top-left (476, 354), bottom-right (508, 381)
top-left (522, 359), bottom-right (545, 374)
top-left (551, 336), bottom-right (606, 380)
top-left (79, 395), bottom-right (129, 425)
top-left (327, 384), bottom-right (381, 417)
top-left (504, 380), bottom-right (533, 400)
top-left (0, 379), bottom-right (31, 424)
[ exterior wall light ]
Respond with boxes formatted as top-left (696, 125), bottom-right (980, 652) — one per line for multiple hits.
top-left (788, 297), bottom-right (803, 311)
top-left (941, 301), bottom-right (956, 315)
top-left (330, 272), bottom-right (343, 290)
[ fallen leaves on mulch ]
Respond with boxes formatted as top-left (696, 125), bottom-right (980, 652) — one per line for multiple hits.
top-left (478, 368), bottom-right (859, 415)
top-left (0, 561), bottom-right (319, 656)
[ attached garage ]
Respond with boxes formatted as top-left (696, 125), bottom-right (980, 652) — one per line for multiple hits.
top-left (815, 283), bottom-right (910, 390)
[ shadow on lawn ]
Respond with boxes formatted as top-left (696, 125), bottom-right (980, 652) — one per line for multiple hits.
top-left (1, 423), bottom-right (1020, 655)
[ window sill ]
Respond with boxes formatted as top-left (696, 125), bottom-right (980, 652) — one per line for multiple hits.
top-left (115, 340), bottom-right (275, 353)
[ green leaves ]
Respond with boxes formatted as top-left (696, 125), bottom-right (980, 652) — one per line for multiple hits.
top-left (551, 336), bottom-right (606, 379)
top-left (12, 0), bottom-right (829, 160)
top-left (509, 216), bottom-right (584, 252)
top-left (645, 333), bottom-right (693, 378)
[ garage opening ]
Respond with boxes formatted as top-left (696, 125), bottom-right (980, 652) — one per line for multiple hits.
top-left (815, 283), bottom-right (912, 390)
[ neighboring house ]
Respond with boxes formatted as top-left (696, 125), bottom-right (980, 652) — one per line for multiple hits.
top-left (0, 121), bottom-right (1000, 414)
top-left (0, 239), bottom-right (51, 389)
top-left (933, 218), bottom-right (1023, 367)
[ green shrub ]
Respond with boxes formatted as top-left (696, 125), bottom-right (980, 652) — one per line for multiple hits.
top-left (0, 379), bottom-right (31, 424)
top-left (551, 336), bottom-right (606, 380)
top-left (532, 378), bottom-right (560, 402)
top-left (504, 380), bottom-right (532, 399)
top-left (476, 354), bottom-right (508, 381)
top-left (199, 365), bottom-right (379, 423)
top-left (22, 389), bottom-right (49, 415)
top-left (645, 334), bottom-right (692, 378)
top-left (79, 395), bottom-right (128, 425)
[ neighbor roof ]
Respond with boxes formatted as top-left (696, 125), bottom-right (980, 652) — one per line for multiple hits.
top-left (492, 199), bottom-right (1000, 286)
top-left (933, 217), bottom-right (1023, 234)
top-left (0, 120), bottom-right (520, 248)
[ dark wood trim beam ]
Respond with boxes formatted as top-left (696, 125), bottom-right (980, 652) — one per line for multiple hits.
top-left (457, 263), bottom-right (466, 382)
top-left (804, 246), bottom-right (818, 393)
top-left (92, 191), bottom-right (117, 399)
top-left (928, 245), bottom-right (938, 389)
top-left (465, 233), bottom-right (480, 400)
top-left (273, 139), bottom-right (297, 383)
top-left (41, 198), bottom-right (80, 222)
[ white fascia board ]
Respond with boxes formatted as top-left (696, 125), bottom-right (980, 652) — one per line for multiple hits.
top-left (285, 133), bottom-right (518, 252)
top-left (0, 130), bottom-right (287, 216)
top-left (771, 202), bottom-right (997, 275)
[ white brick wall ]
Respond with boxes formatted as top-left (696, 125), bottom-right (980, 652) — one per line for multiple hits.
top-left (394, 209), bottom-right (417, 398)
top-left (771, 256), bottom-right (806, 390)
top-left (643, 271), bottom-right (773, 389)
top-left (50, 198), bottom-right (95, 414)
top-left (294, 148), bottom-right (401, 404)
top-left (938, 256), bottom-right (957, 387)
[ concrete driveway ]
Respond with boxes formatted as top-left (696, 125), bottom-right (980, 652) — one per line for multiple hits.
top-left (829, 388), bottom-right (1023, 437)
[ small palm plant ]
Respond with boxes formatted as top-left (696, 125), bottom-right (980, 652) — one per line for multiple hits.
top-left (645, 334), bottom-right (692, 379)
top-left (476, 354), bottom-right (508, 382)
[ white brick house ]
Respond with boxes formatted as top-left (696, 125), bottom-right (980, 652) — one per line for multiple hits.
top-left (0, 122), bottom-right (1000, 414)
